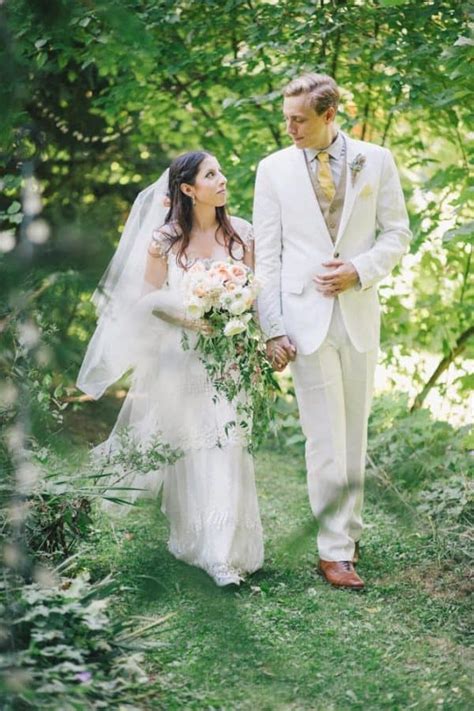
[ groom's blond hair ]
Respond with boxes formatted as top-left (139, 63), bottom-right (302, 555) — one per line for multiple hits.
top-left (283, 73), bottom-right (339, 115)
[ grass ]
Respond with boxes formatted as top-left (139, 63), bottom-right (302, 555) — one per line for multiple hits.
top-left (67, 398), bottom-right (472, 711)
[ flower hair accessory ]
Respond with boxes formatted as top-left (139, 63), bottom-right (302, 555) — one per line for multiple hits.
top-left (349, 153), bottom-right (366, 186)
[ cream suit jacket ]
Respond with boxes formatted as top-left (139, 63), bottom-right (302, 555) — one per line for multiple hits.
top-left (253, 133), bottom-right (412, 354)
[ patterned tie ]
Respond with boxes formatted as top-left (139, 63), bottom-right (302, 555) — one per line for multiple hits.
top-left (316, 151), bottom-right (335, 202)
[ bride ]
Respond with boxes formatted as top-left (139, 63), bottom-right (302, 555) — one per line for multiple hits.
top-left (77, 151), bottom-right (268, 587)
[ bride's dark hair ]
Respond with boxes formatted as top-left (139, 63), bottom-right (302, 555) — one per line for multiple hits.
top-left (161, 150), bottom-right (244, 269)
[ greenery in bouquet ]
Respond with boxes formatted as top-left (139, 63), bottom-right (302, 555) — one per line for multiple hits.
top-left (182, 259), bottom-right (279, 450)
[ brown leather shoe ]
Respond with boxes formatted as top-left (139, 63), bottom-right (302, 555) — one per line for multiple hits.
top-left (353, 541), bottom-right (360, 565)
top-left (318, 560), bottom-right (365, 589)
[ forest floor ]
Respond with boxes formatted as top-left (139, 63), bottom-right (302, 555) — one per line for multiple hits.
top-left (67, 398), bottom-right (472, 711)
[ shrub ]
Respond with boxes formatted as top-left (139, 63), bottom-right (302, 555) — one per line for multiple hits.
top-left (0, 569), bottom-right (168, 710)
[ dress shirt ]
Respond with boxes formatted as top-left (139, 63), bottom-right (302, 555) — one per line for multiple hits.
top-left (304, 131), bottom-right (345, 188)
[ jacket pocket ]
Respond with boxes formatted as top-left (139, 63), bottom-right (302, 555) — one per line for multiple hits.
top-left (281, 278), bottom-right (304, 295)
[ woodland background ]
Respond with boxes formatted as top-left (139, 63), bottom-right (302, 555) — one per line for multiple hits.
top-left (1, 1), bottom-right (472, 709)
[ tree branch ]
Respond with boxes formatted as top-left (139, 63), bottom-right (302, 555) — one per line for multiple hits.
top-left (410, 325), bottom-right (474, 412)
top-left (361, 19), bottom-right (380, 141)
top-left (460, 244), bottom-right (472, 305)
top-left (331, 26), bottom-right (342, 80)
top-left (381, 86), bottom-right (402, 146)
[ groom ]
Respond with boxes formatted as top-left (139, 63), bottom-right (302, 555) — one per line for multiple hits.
top-left (253, 73), bottom-right (411, 589)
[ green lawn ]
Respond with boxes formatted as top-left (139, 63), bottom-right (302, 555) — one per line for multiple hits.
top-left (73, 407), bottom-right (472, 711)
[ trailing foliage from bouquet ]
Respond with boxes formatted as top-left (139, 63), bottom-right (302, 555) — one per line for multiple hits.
top-left (182, 259), bottom-right (279, 450)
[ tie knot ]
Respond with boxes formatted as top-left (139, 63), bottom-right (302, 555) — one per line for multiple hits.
top-left (317, 151), bottom-right (330, 163)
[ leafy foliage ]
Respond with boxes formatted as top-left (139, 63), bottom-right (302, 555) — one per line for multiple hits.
top-left (22, 493), bottom-right (93, 560)
top-left (0, 4), bottom-right (471, 703)
top-left (1, 0), bottom-right (472, 411)
top-left (0, 570), bottom-right (169, 710)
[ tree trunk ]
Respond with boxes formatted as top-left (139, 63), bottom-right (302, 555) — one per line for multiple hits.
top-left (361, 19), bottom-right (379, 141)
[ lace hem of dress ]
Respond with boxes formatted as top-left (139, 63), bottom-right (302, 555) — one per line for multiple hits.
top-left (167, 544), bottom-right (263, 586)
top-left (206, 564), bottom-right (245, 586)
top-left (166, 512), bottom-right (262, 533)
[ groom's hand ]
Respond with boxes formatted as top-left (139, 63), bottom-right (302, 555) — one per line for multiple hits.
top-left (266, 336), bottom-right (296, 371)
top-left (313, 259), bottom-right (360, 296)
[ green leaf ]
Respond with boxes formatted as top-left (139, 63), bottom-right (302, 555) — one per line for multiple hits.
top-left (443, 222), bottom-right (474, 244)
top-left (7, 201), bottom-right (21, 215)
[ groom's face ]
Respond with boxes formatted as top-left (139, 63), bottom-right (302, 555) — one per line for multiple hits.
top-left (283, 94), bottom-right (335, 149)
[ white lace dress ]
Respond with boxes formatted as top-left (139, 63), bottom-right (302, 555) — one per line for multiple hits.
top-left (95, 216), bottom-right (264, 586)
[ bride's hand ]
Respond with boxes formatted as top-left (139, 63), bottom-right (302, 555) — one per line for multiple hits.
top-left (198, 320), bottom-right (214, 336)
top-left (186, 319), bottom-right (214, 336)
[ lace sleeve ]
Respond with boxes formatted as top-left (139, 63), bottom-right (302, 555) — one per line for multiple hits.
top-left (242, 223), bottom-right (254, 249)
top-left (148, 228), bottom-right (170, 259)
top-left (230, 216), bottom-right (254, 250)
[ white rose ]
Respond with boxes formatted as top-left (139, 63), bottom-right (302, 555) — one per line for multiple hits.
top-left (223, 318), bottom-right (247, 337)
top-left (186, 297), bottom-right (206, 319)
top-left (229, 301), bottom-right (247, 316)
top-left (228, 289), bottom-right (253, 315)
top-left (239, 286), bottom-right (254, 310)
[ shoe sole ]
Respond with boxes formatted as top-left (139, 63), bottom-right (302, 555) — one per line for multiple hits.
top-left (316, 567), bottom-right (365, 590)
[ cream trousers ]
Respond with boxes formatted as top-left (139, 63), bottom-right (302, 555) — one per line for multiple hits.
top-left (290, 299), bottom-right (378, 561)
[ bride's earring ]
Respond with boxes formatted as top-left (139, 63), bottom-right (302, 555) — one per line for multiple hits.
top-left (192, 195), bottom-right (196, 206)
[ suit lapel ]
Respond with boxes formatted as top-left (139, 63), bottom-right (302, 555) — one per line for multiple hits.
top-left (334, 134), bottom-right (363, 248)
top-left (289, 146), bottom-right (333, 249)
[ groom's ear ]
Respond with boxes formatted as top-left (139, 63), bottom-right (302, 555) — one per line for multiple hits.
top-left (323, 106), bottom-right (337, 124)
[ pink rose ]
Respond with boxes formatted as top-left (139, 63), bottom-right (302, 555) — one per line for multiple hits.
top-left (229, 264), bottom-right (248, 285)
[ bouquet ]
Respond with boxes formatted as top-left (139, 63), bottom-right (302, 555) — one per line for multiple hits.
top-left (182, 259), bottom-right (279, 450)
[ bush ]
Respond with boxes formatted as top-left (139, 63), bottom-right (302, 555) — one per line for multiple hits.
top-left (367, 392), bottom-right (471, 491)
top-left (0, 569), bottom-right (168, 710)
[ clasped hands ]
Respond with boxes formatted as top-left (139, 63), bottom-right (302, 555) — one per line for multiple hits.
top-left (266, 336), bottom-right (296, 372)
top-left (313, 259), bottom-right (359, 297)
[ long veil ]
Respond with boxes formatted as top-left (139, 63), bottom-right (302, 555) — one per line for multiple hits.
top-left (76, 169), bottom-right (170, 399)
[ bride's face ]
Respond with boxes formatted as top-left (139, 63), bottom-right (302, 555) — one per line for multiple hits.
top-left (182, 156), bottom-right (228, 207)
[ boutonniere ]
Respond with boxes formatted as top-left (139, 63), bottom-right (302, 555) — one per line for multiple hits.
top-left (349, 153), bottom-right (366, 186)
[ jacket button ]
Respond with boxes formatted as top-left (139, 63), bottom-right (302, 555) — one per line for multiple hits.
top-left (334, 251), bottom-right (340, 258)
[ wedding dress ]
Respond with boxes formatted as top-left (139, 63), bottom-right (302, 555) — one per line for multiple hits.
top-left (89, 215), bottom-right (264, 587)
